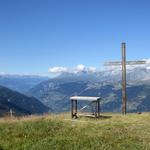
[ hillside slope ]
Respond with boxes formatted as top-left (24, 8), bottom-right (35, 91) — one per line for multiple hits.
top-left (0, 86), bottom-right (49, 116)
top-left (0, 113), bottom-right (149, 150)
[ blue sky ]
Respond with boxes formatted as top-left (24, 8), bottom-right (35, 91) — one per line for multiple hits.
top-left (0, 0), bottom-right (150, 75)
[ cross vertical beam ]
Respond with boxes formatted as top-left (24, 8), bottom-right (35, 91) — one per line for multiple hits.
top-left (122, 43), bottom-right (127, 115)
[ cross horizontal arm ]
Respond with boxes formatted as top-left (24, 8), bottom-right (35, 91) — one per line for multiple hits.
top-left (104, 61), bottom-right (146, 66)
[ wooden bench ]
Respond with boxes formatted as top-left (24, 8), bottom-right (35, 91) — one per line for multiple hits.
top-left (70, 96), bottom-right (101, 119)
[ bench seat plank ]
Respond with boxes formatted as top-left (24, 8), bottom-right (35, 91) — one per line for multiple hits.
top-left (70, 96), bottom-right (101, 101)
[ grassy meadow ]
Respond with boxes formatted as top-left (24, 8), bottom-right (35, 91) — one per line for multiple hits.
top-left (0, 113), bottom-right (150, 150)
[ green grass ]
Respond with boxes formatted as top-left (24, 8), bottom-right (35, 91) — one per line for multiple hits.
top-left (0, 113), bottom-right (150, 150)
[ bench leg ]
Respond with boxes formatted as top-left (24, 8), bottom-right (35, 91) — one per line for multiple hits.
top-left (71, 100), bottom-right (78, 119)
top-left (98, 100), bottom-right (100, 118)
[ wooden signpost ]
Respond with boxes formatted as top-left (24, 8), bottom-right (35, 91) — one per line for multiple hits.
top-left (104, 43), bottom-right (146, 115)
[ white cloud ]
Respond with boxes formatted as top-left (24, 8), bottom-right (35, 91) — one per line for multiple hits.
top-left (48, 64), bottom-right (97, 74)
top-left (146, 59), bottom-right (150, 64)
top-left (74, 64), bottom-right (86, 73)
top-left (48, 58), bottom-right (150, 75)
top-left (0, 72), bottom-right (6, 75)
top-left (146, 66), bottom-right (150, 70)
top-left (88, 67), bottom-right (96, 72)
top-left (48, 67), bottom-right (68, 73)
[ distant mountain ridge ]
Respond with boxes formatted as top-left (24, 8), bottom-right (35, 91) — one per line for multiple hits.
top-left (0, 74), bottom-right (49, 93)
top-left (29, 65), bottom-right (150, 113)
top-left (58, 65), bottom-right (150, 83)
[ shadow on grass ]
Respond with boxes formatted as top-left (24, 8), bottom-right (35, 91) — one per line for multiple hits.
top-left (77, 114), bottom-right (112, 120)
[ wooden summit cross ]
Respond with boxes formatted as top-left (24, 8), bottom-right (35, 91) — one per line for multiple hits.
top-left (104, 43), bottom-right (146, 115)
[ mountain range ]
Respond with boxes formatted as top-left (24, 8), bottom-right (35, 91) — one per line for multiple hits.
top-left (29, 65), bottom-right (150, 113)
top-left (0, 65), bottom-right (150, 115)
top-left (0, 74), bottom-right (48, 93)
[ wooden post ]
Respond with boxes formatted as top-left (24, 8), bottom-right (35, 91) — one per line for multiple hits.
top-left (122, 43), bottom-right (127, 115)
top-left (95, 101), bottom-right (98, 118)
top-left (71, 100), bottom-right (77, 119)
top-left (75, 100), bottom-right (77, 118)
top-left (10, 109), bottom-right (13, 119)
top-left (98, 99), bottom-right (100, 117)
top-left (71, 100), bottom-right (74, 119)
